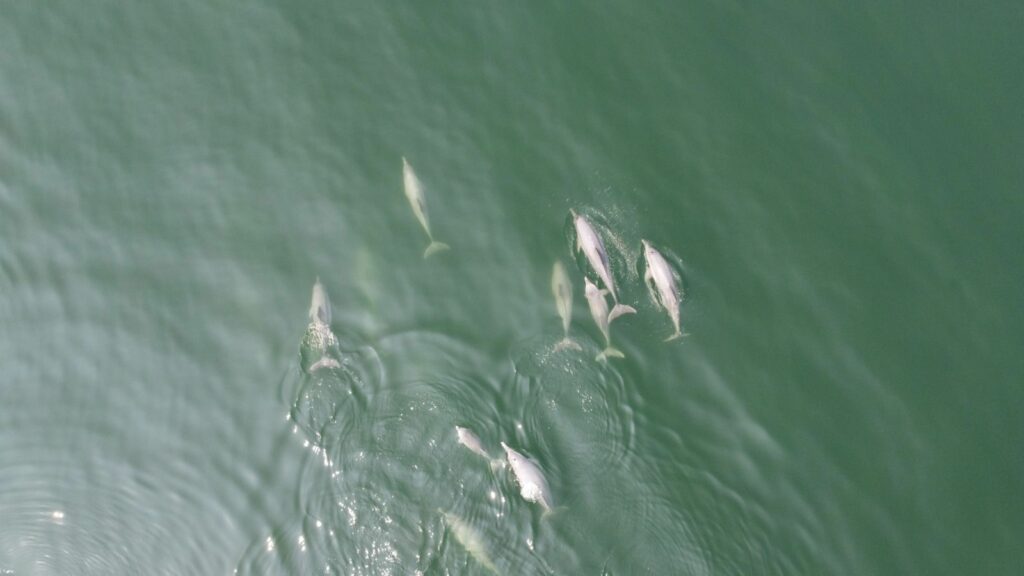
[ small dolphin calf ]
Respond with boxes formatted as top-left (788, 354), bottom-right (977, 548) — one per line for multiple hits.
top-left (584, 277), bottom-right (625, 361)
top-left (642, 240), bottom-right (685, 341)
top-left (500, 442), bottom-right (555, 513)
top-left (456, 426), bottom-right (490, 459)
top-left (440, 510), bottom-right (500, 574)
top-left (455, 426), bottom-right (504, 470)
top-left (402, 157), bottom-right (450, 258)
top-left (551, 261), bottom-right (582, 352)
top-left (570, 210), bottom-right (635, 322)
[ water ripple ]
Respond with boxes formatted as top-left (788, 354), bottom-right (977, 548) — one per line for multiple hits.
top-left (510, 336), bottom-right (638, 474)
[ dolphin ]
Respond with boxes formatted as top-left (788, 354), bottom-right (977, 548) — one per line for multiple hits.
top-left (455, 426), bottom-right (504, 470)
top-left (584, 277), bottom-right (625, 361)
top-left (439, 510), bottom-right (500, 574)
top-left (500, 442), bottom-right (555, 513)
top-left (551, 261), bottom-right (582, 352)
top-left (642, 240), bottom-right (685, 341)
top-left (304, 277), bottom-right (339, 370)
top-left (570, 209), bottom-right (635, 321)
top-left (402, 157), bottom-right (450, 258)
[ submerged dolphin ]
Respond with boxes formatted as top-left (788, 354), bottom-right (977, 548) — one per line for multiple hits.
top-left (439, 510), bottom-right (500, 574)
top-left (402, 157), bottom-right (450, 258)
top-left (500, 442), bottom-right (555, 513)
top-left (309, 276), bottom-right (332, 325)
top-left (455, 426), bottom-right (504, 470)
top-left (551, 261), bottom-right (582, 352)
top-left (584, 277), bottom-right (625, 361)
top-left (642, 240), bottom-right (685, 341)
top-left (570, 210), bottom-right (635, 322)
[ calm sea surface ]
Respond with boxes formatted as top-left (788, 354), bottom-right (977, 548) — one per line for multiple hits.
top-left (1, 2), bottom-right (1022, 575)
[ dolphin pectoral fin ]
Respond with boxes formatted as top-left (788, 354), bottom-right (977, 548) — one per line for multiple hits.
top-left (644, 268), bottom-right (660, 308)
top-left (423, 241), bottom-right (450, 258)
top-left (608, 304), bottom-right (637, 322)
top-left (416, 197), bottom-right (429, 223)
top-left (489, 458), bottom-right (506, 473)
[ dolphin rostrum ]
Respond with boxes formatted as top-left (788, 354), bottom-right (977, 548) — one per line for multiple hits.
top-left (551, 261), bottom-right (582, 352)
top-left (570, 209), bottom-right (635, 322)
top-left (584, 277), bottom-right (625, 361)
top-left (402, 157), bottom-right (450, 258)
top-left (642, 240), bottom-right (685, 341)
top-left (500, 441), bottom-right (555, 513)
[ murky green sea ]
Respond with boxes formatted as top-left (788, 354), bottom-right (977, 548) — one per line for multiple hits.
top-left (2, 2), bottom-right (1022, 575)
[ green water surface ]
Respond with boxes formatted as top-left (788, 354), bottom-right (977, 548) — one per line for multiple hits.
top-left (1, 1), bottom-right (1021, 574)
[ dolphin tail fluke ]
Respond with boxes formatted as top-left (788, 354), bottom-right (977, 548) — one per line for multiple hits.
top-left (309, 356), bottom-right (341, 372)
top-left (608, 303), bottom-right (637, 322)
top-left (553, 338), bottom-right (583, 352)
top-left (596, 347), bottom-right (625, 362)
top-left (489, 458), bottom-right (506, 472)
top-left (664, 330), bottom-right (688, 342)
top-left (423, 241), bottom-right (450, 258)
